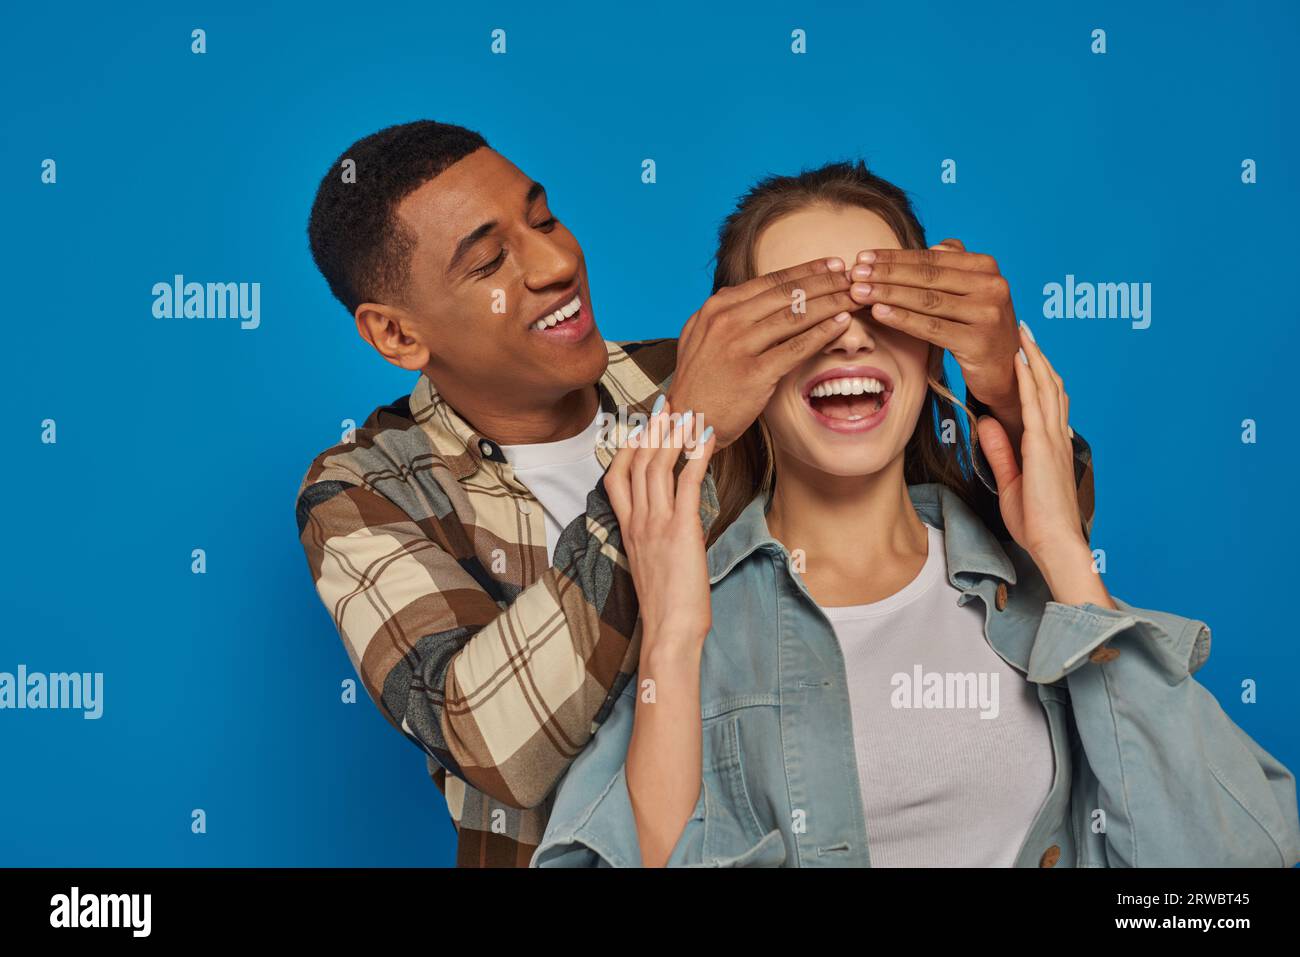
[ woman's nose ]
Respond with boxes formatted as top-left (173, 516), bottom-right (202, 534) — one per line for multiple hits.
top-left (825, 312), bottom-right (876, 353)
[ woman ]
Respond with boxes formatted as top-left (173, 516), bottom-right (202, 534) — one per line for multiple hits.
top-left (532, 162), bottom-right (1300, 867)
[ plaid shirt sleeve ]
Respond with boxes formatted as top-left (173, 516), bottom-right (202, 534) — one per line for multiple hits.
top-left (296, 341), bottom-right (704, 820)
top-left (297, 459), bottom-right (694, 810)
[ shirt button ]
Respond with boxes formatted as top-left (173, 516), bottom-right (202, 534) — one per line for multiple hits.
top-left (995, 582), bottom-right (1009, 611)
top-left (1089, 645), bottom-right (1120, 664)
top-left (479, 441), bottom-right (494, 457)
top-left (1039, 845), bottom-right (1061, 868)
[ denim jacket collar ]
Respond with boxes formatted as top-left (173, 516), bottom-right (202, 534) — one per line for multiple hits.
top-left (706, 482), bottom-right (1017, 590)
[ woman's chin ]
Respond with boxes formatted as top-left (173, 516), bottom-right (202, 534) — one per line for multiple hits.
top-left (798, 446), bottom-right (897, 479)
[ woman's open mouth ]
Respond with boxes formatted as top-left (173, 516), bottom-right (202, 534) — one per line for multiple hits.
top-left (802, 366), bottom-right (893, 433)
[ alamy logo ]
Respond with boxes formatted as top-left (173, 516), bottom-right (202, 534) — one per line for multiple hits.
top-left (152, 274), bottom-right (261, 330)
top-left (1042, 274), bottom-right (1151, 329)
top-left (595, 406), bottom-right (709, 458)
top-left (0, 665), bottom-right (103, 719)
top-left (890, 665), bottom-right (999, 719)
top-left (50, 887), bottom-right (150, 937)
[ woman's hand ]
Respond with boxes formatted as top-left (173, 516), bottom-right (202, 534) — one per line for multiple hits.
top-left (976, 325), bottom-right (1114, 609)
top-left (606, 401), bottom-right (717, 867)
top-left (604, 400), bottom-right (717, 647)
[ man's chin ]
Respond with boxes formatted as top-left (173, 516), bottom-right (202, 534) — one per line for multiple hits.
top-left (528, 332), bottom-right (608, 393)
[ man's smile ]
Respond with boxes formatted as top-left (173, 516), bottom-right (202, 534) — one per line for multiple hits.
top-left (528, 292), bottom-right (595, 343)
top-left (531, 293), bottom-right (581, 330)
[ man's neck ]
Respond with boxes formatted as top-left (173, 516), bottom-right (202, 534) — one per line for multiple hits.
top-left (433, 376), bottom-right (601, 446)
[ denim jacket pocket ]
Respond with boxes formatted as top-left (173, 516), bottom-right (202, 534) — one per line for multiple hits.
top-left (697, 713), bottom-right (786, 866)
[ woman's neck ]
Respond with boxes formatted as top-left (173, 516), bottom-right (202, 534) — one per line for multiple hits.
top-left (764, 453), bottom-right (930, 607)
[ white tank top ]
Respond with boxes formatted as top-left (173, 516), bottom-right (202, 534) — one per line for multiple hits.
top-left (820, 524), bottom-right (1055, 867)
top-left (498, 414), bottom-right (606, 563)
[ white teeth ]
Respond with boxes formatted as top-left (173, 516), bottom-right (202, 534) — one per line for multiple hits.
top-left (809, 376), bottom-right (886, 398)
top-left (533, 296), bottom-right (582, 331)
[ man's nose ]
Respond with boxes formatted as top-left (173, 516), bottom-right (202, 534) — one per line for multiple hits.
top-left (521, 227), bottom-right (579, 290)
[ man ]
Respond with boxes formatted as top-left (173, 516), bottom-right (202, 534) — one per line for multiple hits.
top-left (295, 120), bottom-right (1092, 866)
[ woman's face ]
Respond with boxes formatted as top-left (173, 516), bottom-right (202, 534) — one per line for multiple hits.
top-left (752, 204), bottom-right (931, 479)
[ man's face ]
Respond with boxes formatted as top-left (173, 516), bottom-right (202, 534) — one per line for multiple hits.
top-left (388, 148), bottom-right (607, 403)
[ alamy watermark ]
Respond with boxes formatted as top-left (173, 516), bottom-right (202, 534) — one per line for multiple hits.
top-left (595, 406), bottom-right (709, 459)
top-left (1042, 274), bottom-right (1151, 329)
top-left (50, 887), bottom-right (150, 937)
top-left (0, 665), bottom-right (103, 719)
top-left (152, 274), bottom-right (260, 330)
top-left (890, 665), bottom-right (999, 719)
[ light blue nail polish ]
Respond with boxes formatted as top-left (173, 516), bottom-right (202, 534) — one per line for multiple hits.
top-left (1018, 348), bottom-right (1028, 365)
top-left (681, 410), bottom-right (694, 425)
top-left (627, 424), bottom-right (643, 442)
top-left (700, 425), bottom-right (714, 443)
top-left (651, 395), bottom-right (666, 415)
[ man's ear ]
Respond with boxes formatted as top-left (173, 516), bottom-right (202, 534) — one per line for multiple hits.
top-left (354, 302), bottom-right (430, 371)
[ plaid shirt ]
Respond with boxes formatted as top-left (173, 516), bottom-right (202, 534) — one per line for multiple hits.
top-left (295, 337), bottom-right (1095, 867)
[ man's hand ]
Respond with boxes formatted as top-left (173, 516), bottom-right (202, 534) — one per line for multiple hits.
top-left (848, 238), bottom-right (1024, 445)
top-left (668, 257), bottom-right (860, 447)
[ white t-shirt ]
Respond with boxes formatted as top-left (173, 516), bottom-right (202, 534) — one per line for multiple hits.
top-left (820, 523), bottom-right (1055, 867)
top-left (498, 414), bottom-right (607, 563)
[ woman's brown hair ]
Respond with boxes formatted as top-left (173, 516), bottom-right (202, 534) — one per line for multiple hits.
top-left (706, 160), bottom-right (981, 547)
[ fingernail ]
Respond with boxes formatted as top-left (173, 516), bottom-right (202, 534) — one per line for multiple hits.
top-left (627, 424), bottom-right (644, 443)
top-left (833, 311), bottom-right (850, 322)
top-left (825, 257), bottom-right (844, 271)
top-left (1018, 347), bottom-right (1028, 364)
top-left (651, 394), bottom-right (666, 415)
top-left (1068, 426), bottom-right (1075, 439)
top-left (851, 282), bottom-right (872, 298)
top-left (858, 251), bottom-right (877, 263)
top-left (700, 425), bottom-right (714, 443)
top-left (851, 264), bottom-right (872, 279)
top-left (681, 410), bottom-right (694, 427)
top-left (1020, 320), bottom-right (1035, 342)
top-left (874, 303), bottom-right (892, 316)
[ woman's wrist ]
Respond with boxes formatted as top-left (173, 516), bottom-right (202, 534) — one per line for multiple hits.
top-left (1032, 536), bottom-right (1115, 609)
top-left (641, 626), bottom-right (707, 670)
top-left (642, 616), bottom-right (709, 648)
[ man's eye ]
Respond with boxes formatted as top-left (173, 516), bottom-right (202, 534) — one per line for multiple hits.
top-left (472, 249), bottom-right (506, 278)
top-left (534, 217), bottom-right (557, 231)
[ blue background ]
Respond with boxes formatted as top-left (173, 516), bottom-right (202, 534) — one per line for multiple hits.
top-left (2, 0), bottom-right (1295, 866)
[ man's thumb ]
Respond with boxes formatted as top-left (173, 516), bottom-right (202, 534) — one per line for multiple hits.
top-left (975, 416), bottom-right (1020, 492)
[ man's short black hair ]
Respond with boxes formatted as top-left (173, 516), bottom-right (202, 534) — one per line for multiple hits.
top-left (307, 120), bottom-right (489, 315)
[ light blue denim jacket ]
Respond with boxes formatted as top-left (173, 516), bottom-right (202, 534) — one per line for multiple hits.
top-left (532, 483), bottom-right (1300, 867)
